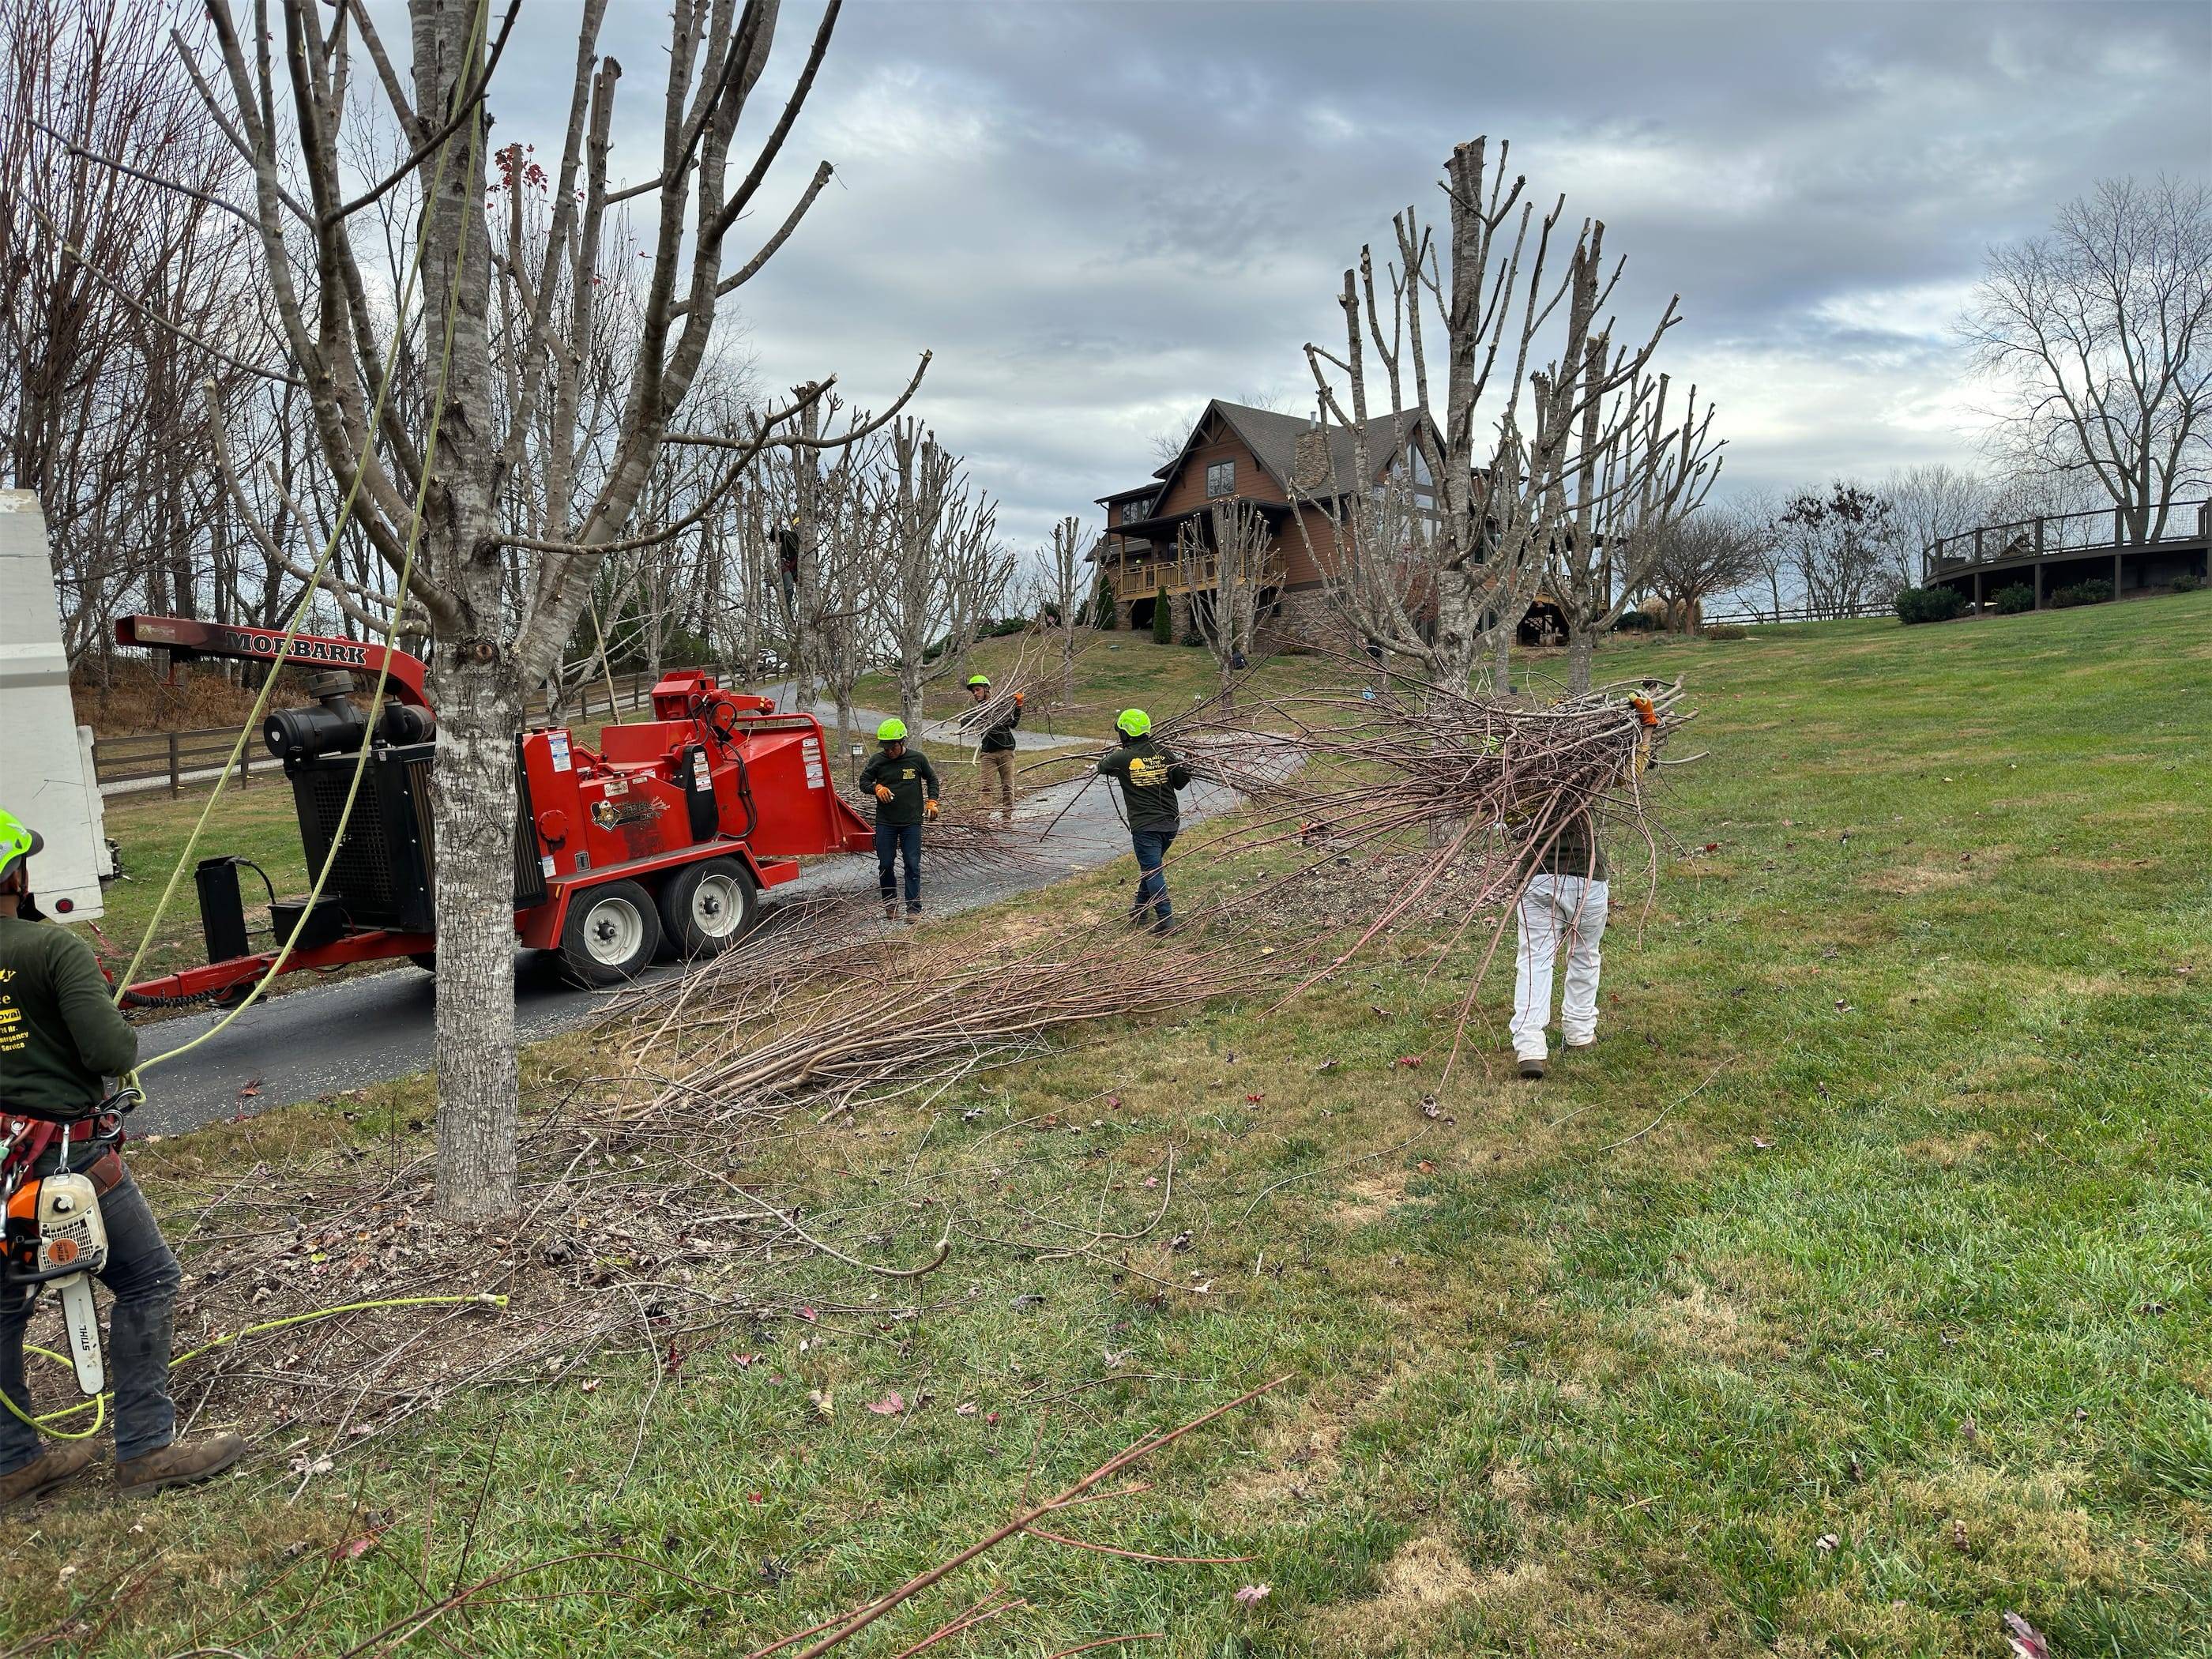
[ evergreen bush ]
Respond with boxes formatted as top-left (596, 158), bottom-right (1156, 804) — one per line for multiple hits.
top-left (1895, 585), bottom-right (1967, 625)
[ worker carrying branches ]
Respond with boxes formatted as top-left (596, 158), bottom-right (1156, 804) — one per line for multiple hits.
top-left (1510, 694), bottom-right (1653, 1078)
top-left (1098, 709), bottom-right (1192, 936)
top-left (0, 810), bottom-right (243, 1510)
top-left (965, 674), bottom-right (1022, 822)
top-left (859, 720), bottom-right (941, 924)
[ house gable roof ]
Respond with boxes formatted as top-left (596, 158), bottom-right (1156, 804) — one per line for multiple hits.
top-left (1157, 399), bottom-right (1435, 500)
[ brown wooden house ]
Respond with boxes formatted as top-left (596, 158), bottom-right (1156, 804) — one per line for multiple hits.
top-left (1093, 399), bottom-right (1438, 649)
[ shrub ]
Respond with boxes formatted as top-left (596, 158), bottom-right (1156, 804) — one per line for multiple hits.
top-left (2172, 574), bottom-right (2203, 594)
top-left (1612, 608), bottom-right (1662, 633)
top-left (1702, 624), bottom-right (1748, 641)
top-left (1096, 588), bottom-right (1119, 629)
top-left (1894, 585), bottom-right (1967, 626)
top-left (2049, 580), bottom-right (2113, 609)
top-left (1992, 584), bottom-right (2037, 615)
top-left (1150, 586), bottom-right (1172, 645)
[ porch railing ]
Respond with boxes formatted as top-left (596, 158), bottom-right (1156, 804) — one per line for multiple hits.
top-left (1923, 498), bottom-right (2210, 580)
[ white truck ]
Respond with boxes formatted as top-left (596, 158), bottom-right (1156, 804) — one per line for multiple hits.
top-left (0, 490), bottom-right (115, 920)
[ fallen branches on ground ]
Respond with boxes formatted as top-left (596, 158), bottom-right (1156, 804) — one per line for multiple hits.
top-left (754, 1373), bottom-right (1288, 1657)
top-left (619, 923), bottom-right (1271, 1126)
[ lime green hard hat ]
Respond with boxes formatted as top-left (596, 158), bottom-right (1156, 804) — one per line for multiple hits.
top-left (965, 675), bottom-right (991, 688)
top-left (877, 717), bottom-right (908, 743)
top-left (0, 809), bottom-right (43, 889)
top-left (1115, 709), bottom-right (1152, 738)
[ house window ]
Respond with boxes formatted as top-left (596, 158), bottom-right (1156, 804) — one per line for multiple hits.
top-left (1206, 459), bottom-right (1234, 498)
top-left (1121, 498), bottom-right (1152, 525)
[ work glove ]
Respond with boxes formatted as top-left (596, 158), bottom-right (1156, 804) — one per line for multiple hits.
top-left (924, 799), bottom-right (942, 821)
top-left (1013, 692), bottom-right (1024, 706)
top-left (874, 784), bottom-right (893, 803)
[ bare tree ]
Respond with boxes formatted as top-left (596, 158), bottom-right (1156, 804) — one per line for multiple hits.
top-left (1883, 463), bottom-right (1994, 589)
top-left (187, 0), bottom-right (924, 1217)
top-left (1546, 363), bottom-right (1723, 690)
top-left (1641, 502), bottom-right (1770, 629)
top-left (1176, 498), bottom-right (1270, 705)
top-left (1, 0), bottom-right (269, 668)
top-left (1298, 137), bottom-right (1686, 700)
top-left (1040, 514), bottom-right (1087, 693)
top-left (1963, 176), bottom-right (2212, 540)
top-left (877, 421), bottom-right (1010, 720)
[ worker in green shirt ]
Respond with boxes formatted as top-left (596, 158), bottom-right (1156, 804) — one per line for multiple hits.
top-left (1097, 709), bottom-right (1192, 935)
top-left (857, 720), bottom-right (940, 922)
top-left (0, 810), bottom-right (243, 1509)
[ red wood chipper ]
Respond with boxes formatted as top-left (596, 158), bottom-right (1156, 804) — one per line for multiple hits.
top-left (113, 616), bottom-right (874, 1006)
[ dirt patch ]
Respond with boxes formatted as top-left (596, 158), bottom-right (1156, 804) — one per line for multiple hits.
top-left (1319, 1532), bottom-right (1482, 1652)
top-left (1330, 1168), bottom-right (1433, 1228)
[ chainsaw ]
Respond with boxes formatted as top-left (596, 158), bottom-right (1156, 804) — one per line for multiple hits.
top-left (2, 1121), bottom-right (115, 1397)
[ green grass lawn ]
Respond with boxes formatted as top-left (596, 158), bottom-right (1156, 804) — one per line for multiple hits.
top-left (9, 596), bottom-right (2210, 1656)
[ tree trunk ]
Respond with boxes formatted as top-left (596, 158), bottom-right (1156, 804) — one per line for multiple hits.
top-left (429, 645), bottom-right (523, 1221)
top-left (1491, 623), bottom-right (1513, 697)
top-left (898, 658), bottom-right (924, 724)
top-left (1565, 623), bottom-right (1595, 694)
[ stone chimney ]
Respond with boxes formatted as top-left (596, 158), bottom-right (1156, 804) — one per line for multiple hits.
top-left (1290, 419), bottom-right (1330, 494)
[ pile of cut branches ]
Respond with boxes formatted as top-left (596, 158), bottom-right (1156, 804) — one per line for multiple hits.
top-left (619, 922), bottom-right (1270, 1124)
top-left (65, 903), bottom-right (1268, 1477)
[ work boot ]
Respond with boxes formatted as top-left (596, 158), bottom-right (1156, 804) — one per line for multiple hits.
top-left (0, 1445), bottom-right (96, 1511)
top-left (1152, 916), bottom-right (1180, 938)
top-left (1564, 1035), bottom-right (1596, 1051)
top-left (882, 901), bottom-right (898, 921)
top-left (115, 1431), bottom-right (246, 1498)
top-left (903, 908), bottom-right (920, 927)
top-left (1518, 1057), bottom-right (1547, 1080)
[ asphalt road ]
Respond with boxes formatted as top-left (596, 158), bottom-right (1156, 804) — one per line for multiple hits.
top-left (130, 766), bottom-right (1237, 1137)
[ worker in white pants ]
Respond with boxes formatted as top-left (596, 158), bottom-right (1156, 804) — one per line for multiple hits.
top-left (1511, 814), bottom-right (1608, 1079)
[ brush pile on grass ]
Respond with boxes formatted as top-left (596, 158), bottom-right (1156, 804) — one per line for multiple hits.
top-left (32, 898), bottom-right (1264, 1480)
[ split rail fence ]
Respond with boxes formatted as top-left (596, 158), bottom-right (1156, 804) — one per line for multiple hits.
top-left (95, 664), bottom-right (697, 798)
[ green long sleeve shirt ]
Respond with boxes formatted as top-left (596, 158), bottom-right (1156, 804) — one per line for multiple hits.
top-left (857, 746), bottom-right (941, 826)
top-left (0, 915), bottom-right (139, 1119)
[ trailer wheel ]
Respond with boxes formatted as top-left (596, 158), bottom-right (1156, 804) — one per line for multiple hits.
top-left (658, 856), bottom-right (758, 958)
top-left (408, 951), bottom-right (437, 974)
top-left (558, 879), bottom-right (662, 986)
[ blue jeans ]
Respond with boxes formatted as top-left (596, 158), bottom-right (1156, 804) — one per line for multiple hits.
top-left (0, 1168), bottom-right (181, 1472)
top-left (875, 821), bottom-right (923, 911)
top-left (1130, 827), bottom-right (1176, 923)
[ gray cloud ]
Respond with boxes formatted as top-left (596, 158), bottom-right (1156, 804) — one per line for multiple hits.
top-left (487, 0), bottom-right (2209, 549)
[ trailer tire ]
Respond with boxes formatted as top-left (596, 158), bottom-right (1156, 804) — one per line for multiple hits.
top-left (657, 856), bottom-right (758, 958)
top-left (408, 951), bottom-right (437, 974)
top-left (558, 879), bottom-right (662, 986)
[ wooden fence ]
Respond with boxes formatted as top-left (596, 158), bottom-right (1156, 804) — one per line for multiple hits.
top-left (95, 664), bottom-right (699, 798)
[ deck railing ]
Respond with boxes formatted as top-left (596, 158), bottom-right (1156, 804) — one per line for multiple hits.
top-left (1107, 551), bottom-right (1285, 603)
top-left (1923, 497), bottom-right (2210, 579)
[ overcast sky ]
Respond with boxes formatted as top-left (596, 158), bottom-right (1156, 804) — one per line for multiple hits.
top-left (487, 0), bottom-right (2210, 552)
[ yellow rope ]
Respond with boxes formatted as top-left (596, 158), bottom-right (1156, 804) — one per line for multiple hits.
top-left (111, 0), bottom-right (494, 1018)
top-left (132, 0), bottom-right (492, 1073)
top-left (3, 1294), bottom-right (510, 1438)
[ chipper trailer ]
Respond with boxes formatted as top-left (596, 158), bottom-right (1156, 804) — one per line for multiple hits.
top-left (111, 616), bottom-right (875, 1007)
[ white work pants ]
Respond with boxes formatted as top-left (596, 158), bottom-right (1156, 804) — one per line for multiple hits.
top-left (1511, 875), bottom-right (1608, 1063)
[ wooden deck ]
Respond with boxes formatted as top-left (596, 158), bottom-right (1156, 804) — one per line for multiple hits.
top-left (1924, 499), bottom-right (2209, 608)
